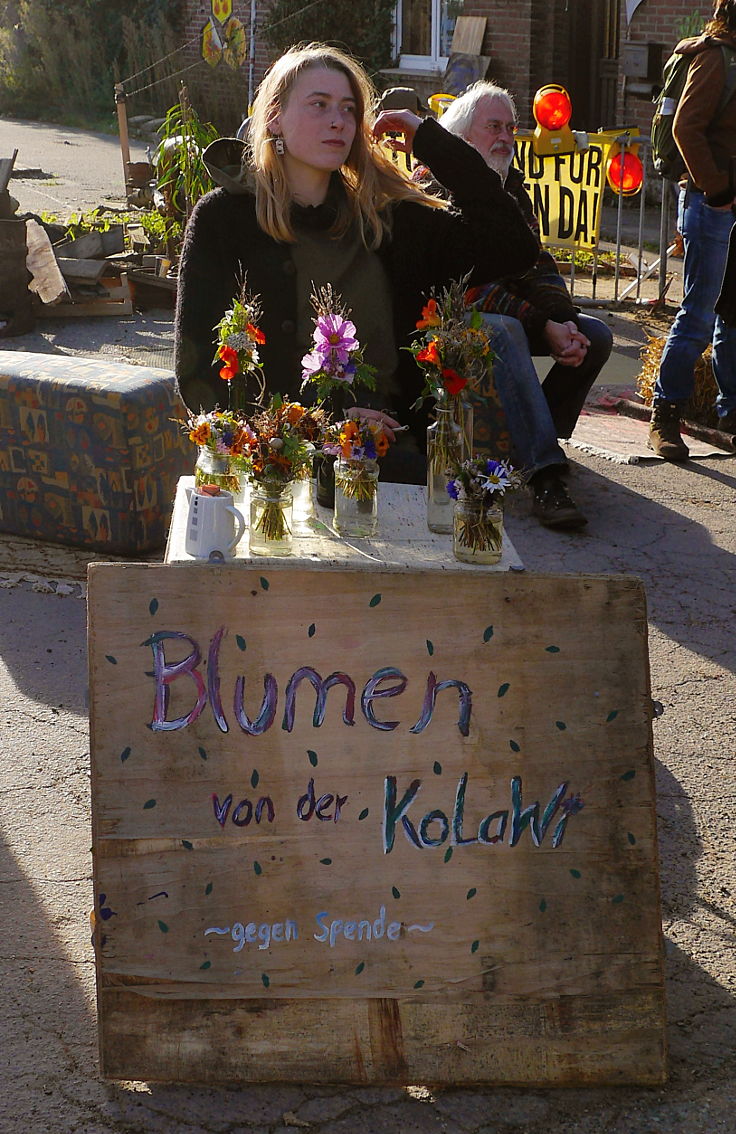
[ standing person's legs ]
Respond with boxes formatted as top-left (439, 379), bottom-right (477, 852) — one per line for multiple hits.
top-left (651, 186), bottom-right (734, 458)
top-left (539, 314), bottom-right (613, 439)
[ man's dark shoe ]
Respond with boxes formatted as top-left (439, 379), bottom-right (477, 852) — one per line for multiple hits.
top-left (648, 401), bottom-right (689, 461)
top-left (530, 473), bottom-right (588, 530)
top-left (715, 409), bottom-right (736, 450)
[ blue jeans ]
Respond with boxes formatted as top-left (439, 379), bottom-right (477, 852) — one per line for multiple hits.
top-left (475, 312), bottom-right (613, 475)
top-left (656, 185), bottom-right (736, 417)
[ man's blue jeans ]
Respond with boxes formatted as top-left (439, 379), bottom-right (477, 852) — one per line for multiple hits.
top-left (475, 312), bottom-right (613, 475)
top-left (656, 185), bottom-right (736, 417)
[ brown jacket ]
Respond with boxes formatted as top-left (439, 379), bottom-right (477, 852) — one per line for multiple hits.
top-left (673, 33), bottom-right (736, 202)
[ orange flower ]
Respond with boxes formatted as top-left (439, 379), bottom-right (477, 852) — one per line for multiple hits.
top-left (416, 298), bottom-right (441, 329)
top-left (442, 368), bottom-right (468, 396)
top-left (284, 402), bottom-right (305, 425)
top-left (188, 421), bottom-right (211, 445)
top-left (218, 344), bottom-right (239, 381)
top-left (374, 430), bottom-right (390, 457)
top-left (247, 322), bottom-right (266, 345)
top-left (416, 339), bottom-right (441, 366)
top-left (339, 419), bottom-right (361, 458)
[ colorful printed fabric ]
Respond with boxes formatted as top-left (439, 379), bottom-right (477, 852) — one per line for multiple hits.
top-left (0, 352), bottom-right (191, 553)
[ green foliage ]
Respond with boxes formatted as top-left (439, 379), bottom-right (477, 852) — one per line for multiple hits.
top-left (154, 98), bottom-right (219, 221)
top-left (0, 0), bottom-right (179, 123)
top-left (263, 0), bottom-right (396, 80)
top-left (677, 11), bottom-right (706, 39)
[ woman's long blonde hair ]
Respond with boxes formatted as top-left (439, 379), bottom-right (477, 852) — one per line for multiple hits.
top-left (246, 43), bottom-right (444, 248)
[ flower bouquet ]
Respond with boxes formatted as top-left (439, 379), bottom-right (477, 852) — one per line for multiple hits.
top-left (213, 278), bottom-right (267, 410)
top-left (239, 396), bottom-right (319, 554)
top-left (300, 284), bottom-right (376, 404)
top-left (447, 456), bottom-right (524, 565)
top-left (323, 416), bottom-right (392, 537)
top-left (184, 407), bottom-right (254, 495)
top-left (406, 276), bottom-right (495, 532)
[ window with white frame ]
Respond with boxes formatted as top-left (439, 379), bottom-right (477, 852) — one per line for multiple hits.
top-left (396, 0), bottom-right (460, 70)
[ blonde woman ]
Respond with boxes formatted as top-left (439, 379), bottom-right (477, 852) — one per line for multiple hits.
top-left (175, 43), bottom-right (537, 478)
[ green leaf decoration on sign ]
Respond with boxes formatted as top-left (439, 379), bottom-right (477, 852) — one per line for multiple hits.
top-left (157, 920), bottom-right (169, 933)
top-left (555, 721), bottom-right (567, 731)
top-left (120, 747), bottom-right (131, 763)
top-left (471, 940), bottom-right (480, 954)
top-left (483, 626), bottom-right (494, 642)
top-left (198, 746), bottom-right (208, 761)
top-left (105, 655), bottom-right (117, 665)
top-left (236, 635), bottom-right (246, 651)
top-left (308, 750), bottom-right (318, 767)
top-left (539, 899), bottom-right (547, 913)
top-left (253, 861), bottom-right (262, 875)
top-left (392, 886), bottom-right (401, 899)
top-left (570, 868), bottom-right (581, 878)
top-left (426, 640), bottom-right (434, 656)
top-left (414, 980), bottom-right (425, 989)
top-left (259, 577), bottom-right (269, 591)
top-left (143, 799), bottom-right (156, 809)
top-left (545, 645), bottom-right (560, 653)
top-left (251, 769), bottom-right (259, 788)
top-left (433, 761), bottom-right (442, 776)
top-left (509, 740), bottom-right (520, 753)
top-left (308, 623), bottom-right (316, 637)
top-left (612, 894), bottom-right (625, 904)
top-left (497, 682), bottom-right (509, 697)
top-left (320, 858), bottom-right (332, 865)
top-left (606, 710), bottom-right (619, 722)
top-left (369, 593), bottom-right (382, 607)
top-left (358, 808), bottom-right (369, 821)
top-left (355, 961), bottom-right (365, 975)
top-left (466, 887), bottom-right (477, 900)
top-left (182, 840), bottom-right (193, 850)
top-left (444, 848), bottom-right (453, 863)
top-left (627, 832), bottom-right (637, 845)
top-left (149, 598), bottom-right (159, 616)
top-left (621, 770), bottom-right (636, 781)
top-left (205, 882), bottom-right (213, 895)
top-left (261, 973), bottom-right (270, 988)
top-left (200, 960), bottom-right (211, 970)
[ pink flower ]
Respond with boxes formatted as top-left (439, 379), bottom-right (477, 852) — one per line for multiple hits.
top-left (314, 314), bottom-right (358, 364)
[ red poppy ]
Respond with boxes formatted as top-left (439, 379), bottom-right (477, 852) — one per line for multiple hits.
top-left (247, 322), bottom-right (266, 345)
top-left (416, 339), bottom-right (441, 366)
top-left (218, 344), bottom-right (239, 381)
top-left (442, 368), bottom-right (468, 396)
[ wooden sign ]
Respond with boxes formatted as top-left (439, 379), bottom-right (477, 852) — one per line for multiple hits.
top-left (88, 564), bottom-right (666, 1085)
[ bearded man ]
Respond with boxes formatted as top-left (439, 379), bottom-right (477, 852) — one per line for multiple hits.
top-left (437, 83), bottom-right (613, 530)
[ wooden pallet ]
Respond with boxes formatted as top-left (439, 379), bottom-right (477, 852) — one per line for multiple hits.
top-left (38, 272), bottom-right (133, 318)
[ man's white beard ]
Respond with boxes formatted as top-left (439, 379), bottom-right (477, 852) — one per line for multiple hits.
top-left (487, 149), bottom-right (513, 183)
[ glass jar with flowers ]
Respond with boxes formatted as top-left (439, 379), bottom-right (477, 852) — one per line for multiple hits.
top-left (324, 416), bottom-right (392, 538)
top-left (300, 285), bottom-right (376, 509)
top-left (407, 277), bottom-right (495, 532)
top-left (447, 456), bottom-right (524, 565)
top-left (212, 278), bottom-right (267, 411)
top-left (184, 408), bottom-right (253, 498)
top-left (240, 395), bottom-right (315, 556)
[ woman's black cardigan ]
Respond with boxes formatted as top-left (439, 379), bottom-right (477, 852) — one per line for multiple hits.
top-left (175, 118), bottom-right (538, 435)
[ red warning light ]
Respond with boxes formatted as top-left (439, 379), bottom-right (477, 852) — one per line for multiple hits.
top-left (533, 85), bottom-right (573, 131)
top-left (606, 149), bottom-right (644, 195)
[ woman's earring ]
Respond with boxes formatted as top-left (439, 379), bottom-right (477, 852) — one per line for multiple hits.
top-left (274, 136), bottom-right (285, 155)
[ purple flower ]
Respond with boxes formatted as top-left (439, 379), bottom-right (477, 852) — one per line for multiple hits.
top-left (447, 478), bottom-right (460, 500)
top-left (314, 314), bottom-right (358, 362)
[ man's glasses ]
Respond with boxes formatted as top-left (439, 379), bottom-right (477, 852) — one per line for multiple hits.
top-left (484, 120), bottom-right (519, 136)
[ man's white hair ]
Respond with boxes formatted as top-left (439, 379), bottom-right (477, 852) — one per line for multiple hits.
top-left (439, 82), bottom-right (517, 139)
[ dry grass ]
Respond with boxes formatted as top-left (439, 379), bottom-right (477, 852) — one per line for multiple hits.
top-left (635, 334), bottom-right (718, 428)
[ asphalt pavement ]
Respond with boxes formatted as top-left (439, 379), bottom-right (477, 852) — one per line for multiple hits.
top-left (0, 116), bottom-right (734, 1133)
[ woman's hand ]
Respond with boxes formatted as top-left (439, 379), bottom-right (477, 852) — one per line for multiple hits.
top-left (544, 320), bottom-right (589, 367)
top-left (372, 109), bottom-right (423, 154)
top-left (347, 406), bottom-right (403, 444)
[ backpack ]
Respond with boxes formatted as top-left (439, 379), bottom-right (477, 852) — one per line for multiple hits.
top-left (651, 43), bottom-right (736, 179)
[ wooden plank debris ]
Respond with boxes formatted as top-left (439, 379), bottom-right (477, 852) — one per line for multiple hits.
top-left (451, 16), bottom-right (486, 56)
top-left (38, 272), bottom-right (133, 318)
top-left (25, 219), bottom-right (70, 305)
top-left (0, 150), bottom-right (18, 193)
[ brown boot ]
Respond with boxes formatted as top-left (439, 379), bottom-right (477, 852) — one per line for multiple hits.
top-left (648, 401), bottom-right (689, 461)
